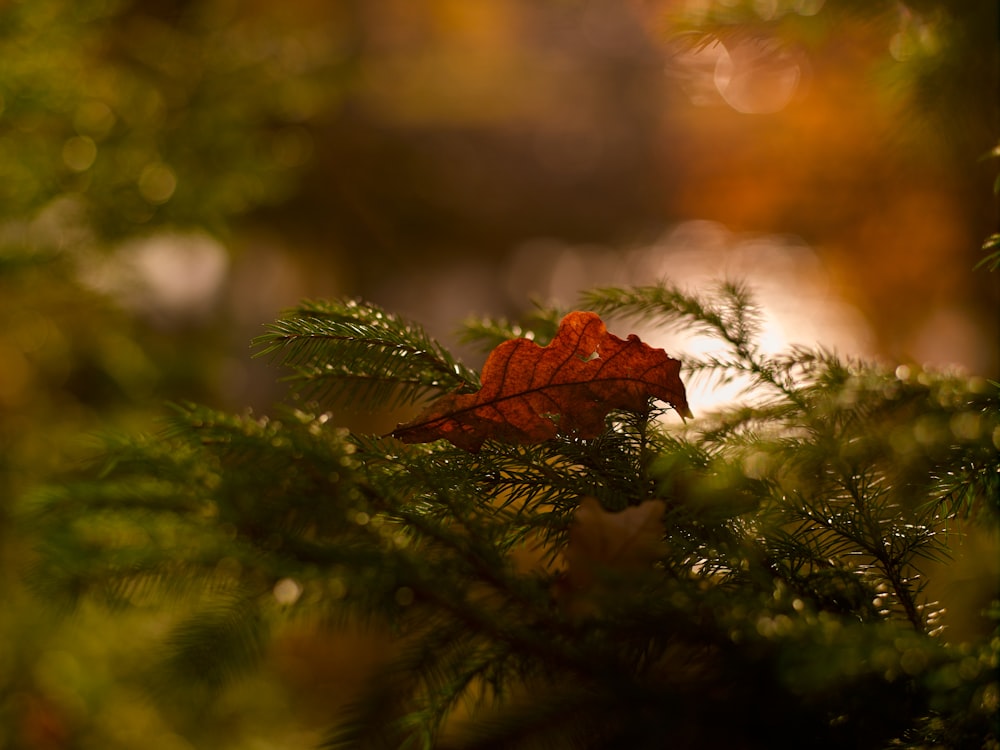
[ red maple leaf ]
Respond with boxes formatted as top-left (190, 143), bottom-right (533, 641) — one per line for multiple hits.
top-left (391, 311), bottom-right (690, 452)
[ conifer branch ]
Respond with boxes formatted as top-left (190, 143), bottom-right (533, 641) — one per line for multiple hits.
top-left (27, 282), bottom-right (1000, 748)
top-left (582, 282), bottom-right (804, 404)
top-left (254, 299), bottom-right (480, 409)
top-left (458, 308), bottom-right (564, 352)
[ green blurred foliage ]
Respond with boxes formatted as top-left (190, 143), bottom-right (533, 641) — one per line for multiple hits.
top-left (0, 0), bottom-right (352, 523)
top-left (0, 1), bottom-right (353, 747)
top-left (0, 0), bottom-right (346, 237)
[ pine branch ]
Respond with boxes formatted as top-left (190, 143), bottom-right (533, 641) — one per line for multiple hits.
top-left (458, 308), bottom-right (564, 353)
top-left (582, 282), bottom-right (805, 405)
top-left (160, 596), bottom-right (269, 692)
top-left (582, 281), bottom-right (762, 355)
top-left (27, 281), bottom-right (1000, 748)
top-left (254, 299), bottom-right (480, 409)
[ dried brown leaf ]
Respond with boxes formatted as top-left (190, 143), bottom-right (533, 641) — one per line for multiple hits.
top-left (391, 311), bottom-right (690, 451)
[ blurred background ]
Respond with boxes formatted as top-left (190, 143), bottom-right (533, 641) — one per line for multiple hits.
top-left (0, 0), bottom-right (997, 747)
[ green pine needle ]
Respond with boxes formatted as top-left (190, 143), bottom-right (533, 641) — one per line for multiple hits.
top-left (27, 282), bottom-right (1000, 749)
top-left (254, 299), bottom-right (480, 409)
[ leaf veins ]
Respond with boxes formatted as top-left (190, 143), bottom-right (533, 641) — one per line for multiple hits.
top-left (391, 311), bottom-right (691, 452)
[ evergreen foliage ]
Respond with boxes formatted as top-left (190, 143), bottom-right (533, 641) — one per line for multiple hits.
top-left (253, 299), bottom-right (480, 409)
top-left (27, 283), bottom-right (1000, 749)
